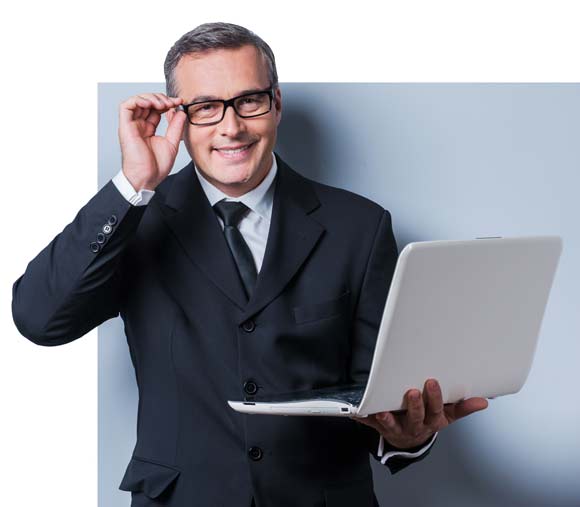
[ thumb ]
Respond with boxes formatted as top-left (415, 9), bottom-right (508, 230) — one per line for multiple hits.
top-left (166, 109), bottom-right (187, 148)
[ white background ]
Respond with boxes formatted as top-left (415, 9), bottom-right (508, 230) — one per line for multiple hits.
top-left (1, 1), bottom-right (578, 505)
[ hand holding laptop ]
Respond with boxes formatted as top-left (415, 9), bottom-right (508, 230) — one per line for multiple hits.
top-left (351, 378), bottom-right (489, 450)
top-left (228, 236), bottom-right (561, 433)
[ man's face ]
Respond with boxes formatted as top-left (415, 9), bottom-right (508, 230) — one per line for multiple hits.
top-left (171, 45), bottom-right (282, 197)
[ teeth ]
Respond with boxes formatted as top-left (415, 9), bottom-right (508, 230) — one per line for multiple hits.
top-left (219, 144), bottom-right (251, 154)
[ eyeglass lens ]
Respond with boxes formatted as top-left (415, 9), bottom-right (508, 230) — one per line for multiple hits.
top-left (187, 92), bottom-right (271, 124)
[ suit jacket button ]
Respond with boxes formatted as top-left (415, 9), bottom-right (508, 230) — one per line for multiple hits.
top-left (89, 242), bottom-right (100, 253)
top-left (107, 215), bottom-right (118, 226)
top-left (102, 224), bottom-right (113, 235)
top-left (244, 380), bottom-right (258, 395)
top-left (96, 232), bottom-right (106, 244)
top-left (248, 446), bottom-right (263, 461)
top-left (241, 320), bottom-right (256, 333)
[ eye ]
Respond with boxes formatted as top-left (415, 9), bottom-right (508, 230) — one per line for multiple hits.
top-left (190, 102), bottom-right (220, 116)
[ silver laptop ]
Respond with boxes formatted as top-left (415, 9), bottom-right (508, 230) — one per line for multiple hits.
top-left (227, 235), bottom-right (562, 417)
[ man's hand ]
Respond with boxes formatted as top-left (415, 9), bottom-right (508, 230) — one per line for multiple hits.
top-left (351, 379), bottom-right (489, 450)
top-left (118, 93), bottom-right (187, 192)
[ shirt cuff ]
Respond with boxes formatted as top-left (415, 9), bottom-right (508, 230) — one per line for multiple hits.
top-left (112, 169), bottom-right (156, 206)
top-left (377, 432), bottom-right (438, 465)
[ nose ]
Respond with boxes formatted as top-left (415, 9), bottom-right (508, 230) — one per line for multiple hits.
top-left (217, 103), bottom-right (246, 137)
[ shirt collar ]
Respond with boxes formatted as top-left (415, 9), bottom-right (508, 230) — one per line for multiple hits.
top-left (194, 152), bottom-right (277, 222)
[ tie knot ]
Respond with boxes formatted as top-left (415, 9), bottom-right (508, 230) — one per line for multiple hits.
top-left (213, 200), bottom-right (249, 227)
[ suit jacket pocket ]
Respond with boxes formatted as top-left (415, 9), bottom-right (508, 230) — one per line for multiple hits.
top-left (293, 290), bottom-right (351, 324)
top-left (119, 455), bottom-right (181, 499)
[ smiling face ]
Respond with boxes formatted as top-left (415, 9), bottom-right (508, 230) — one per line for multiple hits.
top-left (170, 45), bottom-right (282, 197)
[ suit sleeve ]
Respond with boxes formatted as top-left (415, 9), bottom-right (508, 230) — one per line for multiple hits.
top-left (348, 209), bottom-right (437, 474)
top-left (11, 180), bottom-right (147, 346)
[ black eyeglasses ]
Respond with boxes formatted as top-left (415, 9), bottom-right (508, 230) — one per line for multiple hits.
top-left (181, 85), bottom-right (275, 126)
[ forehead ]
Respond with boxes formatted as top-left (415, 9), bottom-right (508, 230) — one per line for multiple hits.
top-left (174, 45), bottom-right (270, 102)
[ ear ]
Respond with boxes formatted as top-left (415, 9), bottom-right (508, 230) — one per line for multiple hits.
top-left (274, 86), bottom-right (282, 126)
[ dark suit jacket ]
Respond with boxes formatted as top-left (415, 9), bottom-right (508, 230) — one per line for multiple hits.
top-left (12, 153), bottom-right (434, 507)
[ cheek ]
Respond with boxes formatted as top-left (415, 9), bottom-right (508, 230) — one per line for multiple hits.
top-left (265, 121), bottom-right (279, 141)
top-left (185, 130), bottom-right (212, 154)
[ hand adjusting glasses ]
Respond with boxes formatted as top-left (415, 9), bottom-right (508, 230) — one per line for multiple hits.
top-left (181, 85), bottom-right (275, 126)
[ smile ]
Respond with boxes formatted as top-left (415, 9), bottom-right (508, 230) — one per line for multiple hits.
top-left (214, 142), bottom-right (256, 159)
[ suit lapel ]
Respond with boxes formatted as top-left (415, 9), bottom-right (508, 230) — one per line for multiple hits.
top-left (154, 154), bottom-right (325, 318)
top-left (156, 161), bottom-right (248, 310)
top-left (240, 153), bottom-right (325, 321)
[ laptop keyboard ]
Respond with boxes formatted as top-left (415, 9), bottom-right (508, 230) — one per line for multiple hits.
top-left (251, 384), bottom-right (366, 406)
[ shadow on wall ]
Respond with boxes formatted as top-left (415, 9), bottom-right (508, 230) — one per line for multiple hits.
top-left (276, 97), bottom-right (435, 250)
top-left (276, 105), bottom-right (328, 186)
top-left (276, 96), bottom-right (578, 507)
top-left (371, 425), bottom-right (578, 507)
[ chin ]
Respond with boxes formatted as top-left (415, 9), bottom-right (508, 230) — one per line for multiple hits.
top-left (215, 168), bottom-right (252, 183)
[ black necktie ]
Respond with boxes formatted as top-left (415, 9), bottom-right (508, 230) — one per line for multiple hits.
top-left (213, 200), bottom-right (258, 300)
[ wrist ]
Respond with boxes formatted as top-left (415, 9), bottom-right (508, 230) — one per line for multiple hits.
top-left (122, 170), bottom-right (157, 192)
top-left (384, 433), bottom-right (435, 452)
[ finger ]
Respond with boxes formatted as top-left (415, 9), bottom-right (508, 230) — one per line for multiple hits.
top-left (120, 95), bottom-right (153, 113)
top-left (132, 105), bottom-right (146, 121)
top-left (454, 397), bottom-right (489, 419)
top-left (423, 379), bottom-right (444, 427)
top-left (120, 97), bottom-right (144, 124)
top-left (169, 96), bottom-right (184, 114)
top-left (120, 95), bottom-right (174, 125)
top-left (444, 397), bottom-right (489, 422)
top-left (152, 93), bottom-right (173, 108)
top-left (404, 389), bottom-right (425, 435)
top-left (144, 109), bottom-right (162, 128)
top-left (120, 96), bottom-right (153, 123)
top-left (376, 411), bottom-right (402, 436)
top-left (138, 93), bottom-right (165, 109)
top-left (350, 415), bottom-right (384, 434)
top-left (135, 96), bottom-right (166, 121)
top-left (346, 414), bottom-right (388, 437)
top-left (165, 109), bottom-right (187, 147)
top-left (134, 94), bottom-right (173, 112)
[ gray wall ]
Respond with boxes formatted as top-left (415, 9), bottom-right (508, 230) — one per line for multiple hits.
top-left (98, 83), bottom-right (580, 506)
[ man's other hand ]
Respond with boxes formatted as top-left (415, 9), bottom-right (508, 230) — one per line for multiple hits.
top-left (351, 379), bottom-right (489, 450)
top-left (118, 93), bottom-right (187, 192)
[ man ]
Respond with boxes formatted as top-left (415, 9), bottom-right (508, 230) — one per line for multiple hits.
top-left (12, 22), bottom-right (487, 507)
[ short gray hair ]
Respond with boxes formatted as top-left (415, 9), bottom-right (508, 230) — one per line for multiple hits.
top-left (164, 22), bottom-right (278, 98)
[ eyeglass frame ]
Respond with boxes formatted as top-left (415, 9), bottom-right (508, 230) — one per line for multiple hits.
top-left (180, 85), bottom-right (276, 126)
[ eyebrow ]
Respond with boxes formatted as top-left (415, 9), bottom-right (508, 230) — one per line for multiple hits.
top-left (187, 87), bottom-right (269, 103)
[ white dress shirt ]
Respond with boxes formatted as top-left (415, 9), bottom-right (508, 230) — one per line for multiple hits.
top-left (111, 152), bottom-right (437, 464)
top-left (193, 153), bottom-right (277, 273)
